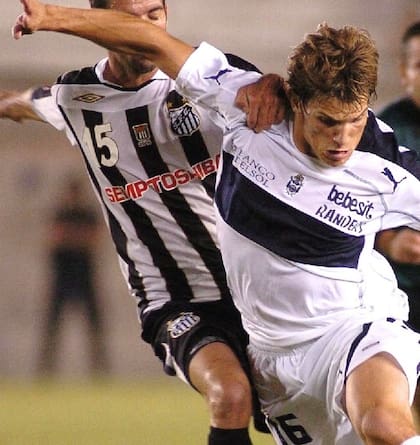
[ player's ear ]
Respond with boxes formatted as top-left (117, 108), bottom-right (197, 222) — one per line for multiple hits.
top-left (288, 89), bottom-right (300, 114)
top-left (399, 60), bottom-right (409, 91)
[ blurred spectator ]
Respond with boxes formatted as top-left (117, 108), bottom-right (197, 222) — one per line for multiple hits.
top-left (376, 21), bottom-right (420, 330)
top-left (39, 177), bottom-right (107, 375)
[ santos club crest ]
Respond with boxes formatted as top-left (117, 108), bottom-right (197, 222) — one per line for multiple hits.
top-left (167, 312), bottom-right (200, 339)
top-left (166, 91), bottom-right (200, 137)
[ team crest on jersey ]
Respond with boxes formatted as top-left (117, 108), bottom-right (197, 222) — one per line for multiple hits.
top-left (132, 123), bottom-right (152, 147)
top-left (73, 93), bottom-right (105, 103)
top-left (167, 312), bottom-right (200, 339)
top-left (166, 91), bottom-right (200, 137)
top-left (286, 173), bottom-right (304, 196)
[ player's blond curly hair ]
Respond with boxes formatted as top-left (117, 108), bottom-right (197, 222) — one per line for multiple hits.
top-left (287, 23), bottom-right (378, 108)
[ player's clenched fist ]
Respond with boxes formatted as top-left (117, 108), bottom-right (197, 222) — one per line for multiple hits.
top-left (13, 0), bottom-right (46, 39)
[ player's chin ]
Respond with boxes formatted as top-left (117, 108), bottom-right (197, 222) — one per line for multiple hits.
top-left (322, 150), bottom-right (351, 166)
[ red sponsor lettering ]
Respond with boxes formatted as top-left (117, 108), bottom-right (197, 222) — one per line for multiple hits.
top-left (201, 159), bottom-right (216, 176)
top-left (104, 156), bottom-right (220, 203)
top-left (125, 180), bottom-right (148, 199)
top-left (146, 176), bottom-right (161, 193)
top-left (105, 186), bottom-right (129, 203)
top-left (174, 169), bottom-right (190, 185)
top-left (160, 172), bottom-right (177, 191)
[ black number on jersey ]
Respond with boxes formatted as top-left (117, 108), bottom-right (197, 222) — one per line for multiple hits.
top-left (268, 413), bottom-right (312, 444)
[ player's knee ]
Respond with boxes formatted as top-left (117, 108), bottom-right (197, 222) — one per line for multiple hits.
top-left (207, 378), bottom-right (252, 424)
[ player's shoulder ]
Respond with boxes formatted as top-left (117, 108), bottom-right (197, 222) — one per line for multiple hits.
top-left (224, 53), bottom-right (261, 73)
top-left (357, 110), bottom-right (419, 178)
top-left (57, 66), bottom-right (99, 86)
top-left (356, 110), bottom-right (399, 161)
top-left (378, 97), bottom-right (414, 122)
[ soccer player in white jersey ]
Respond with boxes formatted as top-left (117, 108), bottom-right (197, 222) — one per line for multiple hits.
top-left (3, 1), bottom-right (287, 444)
top-left (12, 2), bottom-right (420, 445)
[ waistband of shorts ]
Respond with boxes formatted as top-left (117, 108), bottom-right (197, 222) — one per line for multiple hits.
top-left (249, 337), bottom-right (316, 355)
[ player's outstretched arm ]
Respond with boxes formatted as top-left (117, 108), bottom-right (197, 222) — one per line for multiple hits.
top-left (13, 0), bottom-right (194, 79)
top-left (0, 89), bottom-right (45, 123)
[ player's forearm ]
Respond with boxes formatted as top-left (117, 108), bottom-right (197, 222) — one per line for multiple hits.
top-left (29, 5), bottom-right (194, 79)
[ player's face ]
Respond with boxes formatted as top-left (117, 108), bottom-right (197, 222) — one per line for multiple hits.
top-left (109, 0), bottom-right (166, 28)
top-left (109, 0), bottom-right (167, 75)
top-left (401, 35), bottom-right (420, 106)
top-left (295, 97), bottom-right (369, 167)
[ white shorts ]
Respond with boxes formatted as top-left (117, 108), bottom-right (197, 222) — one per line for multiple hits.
top-left (248, 317), bottom-right (420, 445)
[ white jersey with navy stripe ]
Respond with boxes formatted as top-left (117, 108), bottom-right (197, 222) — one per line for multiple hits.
top-left (31, 59), bottom-right (239, 334)
top-left (176, 43), bottom-right (420, 348)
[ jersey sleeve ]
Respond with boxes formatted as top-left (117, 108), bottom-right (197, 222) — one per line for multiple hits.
top-left (358, 114), bottom-right (420, 231)
top-left (31, 86), bottom-right (77, 146)
top-left (384, 172), bottom-right (420, 232)
top-left (176, 42), bottom-right (261, 130)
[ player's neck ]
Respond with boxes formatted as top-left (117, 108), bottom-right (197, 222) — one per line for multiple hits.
top-left (103, 59), bottom-right (158, 88)
top-left (410, 93), bottom-right (420, 109)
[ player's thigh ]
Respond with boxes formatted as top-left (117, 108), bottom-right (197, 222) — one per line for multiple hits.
top-left (345, 352), bottom-right (413, 439)
top-left (150, 301), bottom-right (249, 386)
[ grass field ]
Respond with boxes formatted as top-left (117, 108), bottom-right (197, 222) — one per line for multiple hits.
top-left (0, 378), bottom-right (275, 445)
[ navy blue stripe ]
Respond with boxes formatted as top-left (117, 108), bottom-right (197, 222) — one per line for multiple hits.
top-left (358, 111), bottom-right (420, 179)
top-left (216, 151), bottom-right (364, 268)
top-left (344, 323), bottom-right (372, 382)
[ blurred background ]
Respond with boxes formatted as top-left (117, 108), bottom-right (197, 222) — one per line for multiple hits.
top-left (0, 0), bottom-right (418, 443)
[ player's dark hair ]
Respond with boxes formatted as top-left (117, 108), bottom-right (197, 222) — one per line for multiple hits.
top-left (89, 0), bottom-right (166, 8)
top-left (401, 21), bottom-right (420, 61)
top-left (89, 0), bottom-right (109, 7)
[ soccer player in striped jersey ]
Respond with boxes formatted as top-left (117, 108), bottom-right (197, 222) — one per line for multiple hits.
top-left (12, 2), bottom-right (420, 445)
top-left (3, 1), bottom-right (284, 444)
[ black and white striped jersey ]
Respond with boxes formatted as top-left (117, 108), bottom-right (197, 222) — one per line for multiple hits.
top-left (31, 57), bottom-right (258, 335)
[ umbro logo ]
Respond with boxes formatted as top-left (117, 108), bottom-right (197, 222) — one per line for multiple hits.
top-left (73, 93), bottom-right (105, 103)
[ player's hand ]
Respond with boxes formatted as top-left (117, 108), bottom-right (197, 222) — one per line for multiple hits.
top-left (0, 89), bottom-right (44, 122)
top-left (376, 228), bottom-right (420, 264)
top-left (235, 73), bottom-right (287, 133)
top-left (13, 0), bottom-right (46, 40)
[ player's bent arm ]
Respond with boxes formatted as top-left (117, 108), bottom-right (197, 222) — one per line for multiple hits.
top-left (0, 89), bottom-right (45, 123)
top-left (375, 228), bottom-right (420, 264)
top-left (14, 0), bottom-right (193, 80)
